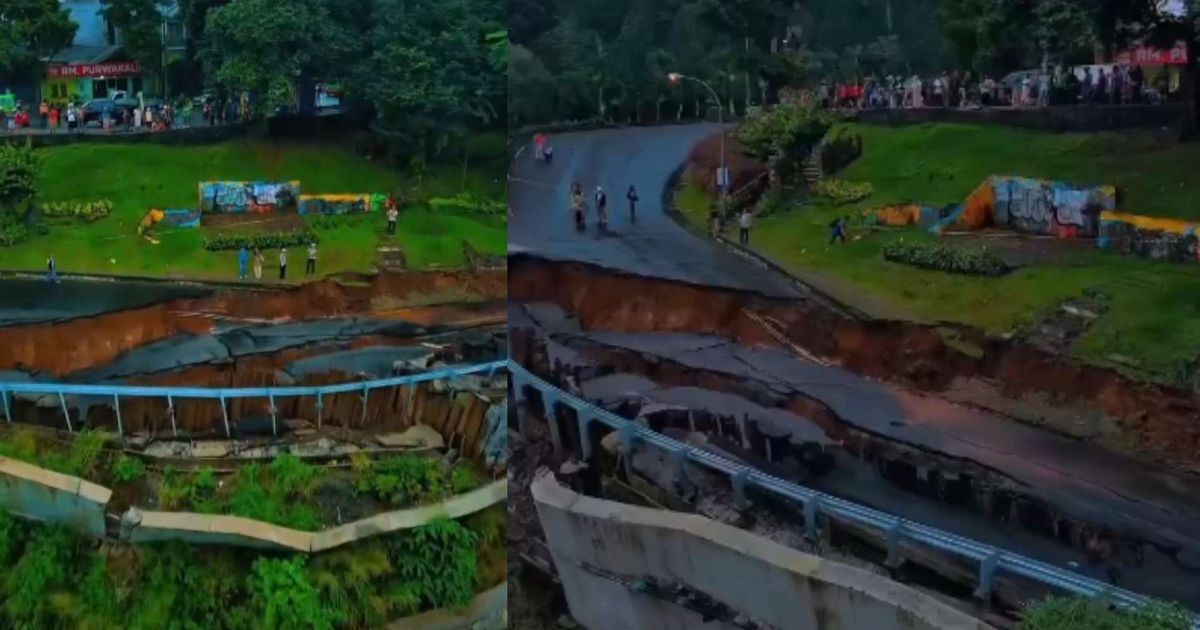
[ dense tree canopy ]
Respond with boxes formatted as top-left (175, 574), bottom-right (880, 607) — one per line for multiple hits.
top-left (507, 0), bottom-right (953, 126)
top-left (0, 0), bottom-right (76, 76)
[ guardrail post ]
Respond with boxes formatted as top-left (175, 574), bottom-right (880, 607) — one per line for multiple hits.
top-left (166, 394), bottom-right (177, 437)
top-left (268, 392), bottom-right (278, 436)
top-left (732, 469), bottom-right (752, 509)
top-left (1, 387), bottom-right (10, 423)
top-left (315, 392), bottom-right (323, 430)
top-left (805, 495), bottom-right (821, 539)
top-left (578, 413), bottom-right (592, 460)
top-left (541, 389), bottom-right (563, 455)
top-left (618, 423), bottom-right (637, 477)
top-left (360, 383), bottom-right (370, 427)
top-left (885, 521), bottom-right (905, 570)
top-left (670, 446), bottom-right (692, 496)
top-left (219, 394), bottom-right (231, 438)
top-left (113, 393), bottom-right (123, 436)
top-left (58, 391), bottom-right (73, 433)
top-left (973, 551), bottom-right (1000, 602)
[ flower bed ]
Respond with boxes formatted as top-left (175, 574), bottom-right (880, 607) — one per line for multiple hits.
top-left (41, 200), bottom-right (113, 222)
top-left (203, 230), bottom-right (318, 251)
top-left (881, 241), bottom-right (1010, 276)
top-left (813, 178), bottom-right (873, 205)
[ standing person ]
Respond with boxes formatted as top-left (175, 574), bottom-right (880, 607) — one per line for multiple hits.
top-left (46, 254), bottom-right (58, 283)
top-left (305, 241), bottom-right (317, 277)
top-left (237, 246), bottom-right (249, 280)
top-left (252, 247), bottom-right (263, 280)
top-left (1038, 70), bottom-right (1051, 107)
top-left (203, 101), bottom-right (213, 126)
top-left (65, 105), bottom-right (77, 132)
top-left (48, 105), bottom-right (59, 132)
top-left (133, 105), bottom-right (143, 129)
top-left (38, 101), bottom-right (48, 129)
top-left (594, 186), bottom-right (608, 229)
top-left (738, 209), bottom-right (753, 246)
top-left (386, 199), bottom-right (399, 235)
top-left (145, 105), bottom-right (154, 130)
top-left (626, 185), bottom-right (639, 219)
top-left (829, 216), bottom-right (848, 244)
top-left (278, 248), bottom-right (288, 280)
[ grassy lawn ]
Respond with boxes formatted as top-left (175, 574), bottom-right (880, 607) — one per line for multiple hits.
top-left (678, 122), bottom-right (1200, 385)
top-left (2, 139), bottom-right (506, 279)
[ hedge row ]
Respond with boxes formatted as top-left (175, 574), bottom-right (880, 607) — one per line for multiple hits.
top-left (203, 231), bottom-right (318, 252)
top-left (42, 200), bottom-right (112, 222)
top-left (428, 193), bottom-right (505, 216)
top-left (881, 241), bottom-right (1010, 276)
top-left (813, 178), bottom-right (873, 205)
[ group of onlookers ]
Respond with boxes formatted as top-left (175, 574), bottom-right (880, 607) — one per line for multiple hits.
top-left (815, 64), bottom-right (1163, 111)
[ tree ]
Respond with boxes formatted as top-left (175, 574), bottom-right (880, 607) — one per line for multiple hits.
top-left (100, 0), bottom-right (165, 91)
top-left (0, 0), bottom-right (76, 76)
top-left (199, 0), bottom-right (331, 113)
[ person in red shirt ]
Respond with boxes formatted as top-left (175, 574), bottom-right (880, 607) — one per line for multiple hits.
top-left (38, 102), bottom-right (48, 129)
top-left (48, 106), bottom-right (59, 132)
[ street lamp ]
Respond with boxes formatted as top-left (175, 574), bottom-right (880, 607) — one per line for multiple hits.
top-left (669, 72), bottom-right (727, 194)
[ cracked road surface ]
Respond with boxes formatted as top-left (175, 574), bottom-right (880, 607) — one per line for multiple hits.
top-left (508, 124), bottom-right (802, 298)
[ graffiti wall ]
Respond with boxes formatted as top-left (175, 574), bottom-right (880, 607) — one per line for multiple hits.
top-left (298, 193), bottom-right (384, 215)
top-left (990, 176), bottom-right (1115, 238)
top-left (198, 181), bottom-right (301, 214)
top-left (873, 175), bottom-right (1117, 238)
top-left (1099, 211), bottom-right (1200, 263)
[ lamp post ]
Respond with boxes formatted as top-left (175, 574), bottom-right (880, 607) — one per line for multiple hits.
top-left (668, 72), bottom-right (726, 194)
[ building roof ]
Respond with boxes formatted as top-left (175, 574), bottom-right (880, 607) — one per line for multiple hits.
top-left (47, 44), bottom-right (123, 65)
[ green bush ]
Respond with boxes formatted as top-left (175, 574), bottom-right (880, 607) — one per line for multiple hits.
top-left (881, 240), bottom-right (1010, 276)
top-left (204, 231), bottom-right (318, 252)
top-left (41, 200), bottom-right (112, 222)
top-left (112, 454), bottom-right (147, 483)
top-left (390, 518), bottom-right (480, 610)
top-left (427, 193), bottom-right (505, 217)
top-left (0, 221), bottom-right (28, 247)
top-left (736, 103), bottom-right (834, 160)
top-left (813, 179), bottom-right (873, 205)
top-left (1023, 595), bottom-right (1192, 630)
top-left (248, 557), bottom-right (337, 630)
top-left (354, 455), bottom-right (449, 506)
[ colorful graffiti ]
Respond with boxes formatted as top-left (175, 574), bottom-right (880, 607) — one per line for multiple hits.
top-left (198, 181), bottom-right (301, 214)
top-left (1099, 211), bottom-right (1200, 263)
top-left (298, 193), bottom-right (385, 215)
top-left (137, 208), bottom-right (201, 240)
top-left (872, 175), bottom-right (1117, 238)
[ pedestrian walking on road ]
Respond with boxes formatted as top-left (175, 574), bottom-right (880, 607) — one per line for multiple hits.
top-left (594, 186), bottom-right (608, 229)
top-left (279, 248), bottom-right (288, 280)
top-left (738, 209), bottom-right (753, 246)
top-left (46, 255), bottom-right (59, 283)
top-left (237, 246), bottom-right (250, 280)
top-left (253, 247), bottom-right (263, 280)
top-left (627, 185), bottom-right (639, 220)
top-left (306, 242), bottom-right (317, 277)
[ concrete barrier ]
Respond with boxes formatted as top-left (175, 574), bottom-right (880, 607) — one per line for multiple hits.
top-left (0, 456), bottom-right (111, 536)
top-left (128, 478), bottom-right (508, 551)
top-left (531, 471), bottom-right (995, 630)
top-left (387, 581), bottom-right (507, 630)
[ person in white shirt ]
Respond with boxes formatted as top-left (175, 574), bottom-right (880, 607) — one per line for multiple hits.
top-left (279, 248), bottom-right (288, 280)
top-left (738, 209), bottom-right (753, 245)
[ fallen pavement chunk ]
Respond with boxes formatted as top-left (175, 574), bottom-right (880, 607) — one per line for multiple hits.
top-left (374, 424), bottom-right (445, 449)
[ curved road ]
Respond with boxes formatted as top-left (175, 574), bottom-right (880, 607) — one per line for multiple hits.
top-left (508, 124), bottom-right (801, 297)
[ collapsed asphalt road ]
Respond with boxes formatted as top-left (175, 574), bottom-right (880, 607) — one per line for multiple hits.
top-left (509, 124), bottom-right (802, 298)
top-left (0, 277), bottom-right (213, 327)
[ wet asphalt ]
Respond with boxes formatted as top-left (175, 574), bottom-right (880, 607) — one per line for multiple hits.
top-left (508, 124), bottom-right (802, 297)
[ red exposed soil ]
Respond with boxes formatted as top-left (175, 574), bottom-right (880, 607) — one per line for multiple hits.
top-left (686, 133), bottom-right (767, 196)
top-left (0, 270), bottom-right (505, 375)
top-left (509, 255), bottom-right (1200, 474)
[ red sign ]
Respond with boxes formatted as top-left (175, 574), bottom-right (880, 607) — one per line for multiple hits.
top-left (1115, 41), bottom-right (1188, 66)
top-left (47, 61), bottom-right (142, 79)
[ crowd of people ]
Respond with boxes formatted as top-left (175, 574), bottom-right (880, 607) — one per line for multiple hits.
top-left (0, 99), bottom-right (188, 134)
top-left (812, 64), bottom-right (1163, 111)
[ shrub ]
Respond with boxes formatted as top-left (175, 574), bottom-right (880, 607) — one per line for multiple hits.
top-left (881, 241), bottom-right (1010, 276)
top-left (0, 221), bottom-right (28, 247)
top-left (427, 193), bottom-right (505, 217)
top-left (41, 200), bottom-right (112, 222)
top-left (390, 518), bottom-right (480, 610)
top-left (112, 454), bottom-right (147, 483)
top-left (247, 557), bottom-right (337, 630)
top-left (203, 231), bottom-right (318, 252)
top-left (1023, 595), bottom-right (1192, 630)
top-left (813, 179), bottom-right (873, 205)
top-left (355, 455), bottom-right (449, 506)
top-left (736, 103), bottom-right (833, 161)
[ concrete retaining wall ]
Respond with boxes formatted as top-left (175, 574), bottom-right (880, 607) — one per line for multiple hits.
top-left (127, 478), bottom-right (507, 551)
top-left (387, 581), bottom-right (507, 630)
top-left (0, 456), bottom-right (111, 536)
top-left (531, 471), bottom-right (994, 630)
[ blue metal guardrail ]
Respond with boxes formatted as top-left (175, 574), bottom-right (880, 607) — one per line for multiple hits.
top-left (0, 360), bottom-right (508, 438)
top-left (509, 361), bottom-right (1200, 627)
